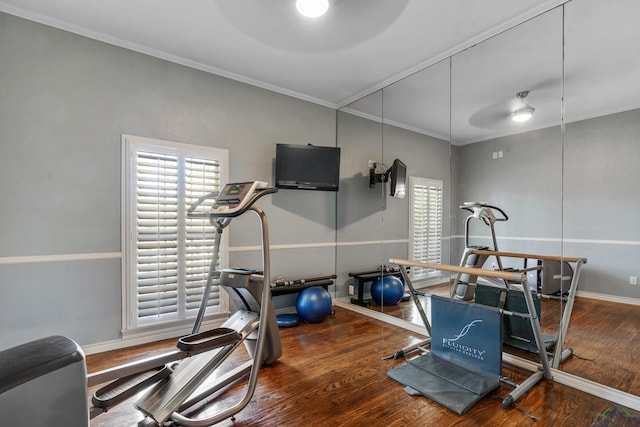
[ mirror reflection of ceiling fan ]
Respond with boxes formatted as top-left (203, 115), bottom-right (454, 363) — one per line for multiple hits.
top-left (466, 74), bottom-right (565, 131)
top-left (469, 90), bottom-right (540, 129)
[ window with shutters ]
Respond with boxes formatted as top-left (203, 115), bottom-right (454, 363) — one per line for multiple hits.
top-left (122, 135), bottom-right (229, 331)
top-left (408, 176), bottom-right (443, 281)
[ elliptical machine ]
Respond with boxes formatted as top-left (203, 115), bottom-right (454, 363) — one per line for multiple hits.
top-left (0, 181), bottom-right (281, 427)
top-left (134, 180), bottom-right (281, 426)
top-left (452, 201), bottom-right (509, 300)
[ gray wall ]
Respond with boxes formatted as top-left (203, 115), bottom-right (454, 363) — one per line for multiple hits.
top-left (563, 109), bottom-right (640, 297)
top-left (335, 112), bottom-right (451, 299)
top-left (336, 111), bottom-right (385, 296)
top-left (0, 13), bottom-right (336, 349)
top-left (455, 109), bottom-right (640, 298)
top-left (453, 126), bottom-right (564, 264)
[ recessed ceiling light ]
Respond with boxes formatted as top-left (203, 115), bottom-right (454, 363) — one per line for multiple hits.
top-left (296, 0), bottom-right (329, 18)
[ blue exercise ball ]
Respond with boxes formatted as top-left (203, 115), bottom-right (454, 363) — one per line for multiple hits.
top-left (296, 286), bottom-right (332, 323)
top-left (370, 276), bottom-right (404, 306)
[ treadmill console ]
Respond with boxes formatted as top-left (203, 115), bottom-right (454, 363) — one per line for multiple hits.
top-left (211, 181), bottom-right (269, 216)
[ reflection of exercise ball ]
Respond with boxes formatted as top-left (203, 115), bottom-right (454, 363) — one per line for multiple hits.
top-left (370, 276), bottom-right (404, 305)
top-left (296, 286), bottom-right (332, 323)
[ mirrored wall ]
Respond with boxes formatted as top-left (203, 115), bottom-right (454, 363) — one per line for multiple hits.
top-left (561, 0), bottom-right (640, 393)
top-left (336, 0), bottom-right (640, 399)
top-left (336, 59), bottom-right (451, 319)
top-left (335, 89), bottom-right (385, 304)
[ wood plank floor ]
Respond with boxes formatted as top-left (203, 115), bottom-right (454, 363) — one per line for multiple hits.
top-left (372, 284), bottom-right (640, 396)
top-left (87, 294), bottom-right (640, 426)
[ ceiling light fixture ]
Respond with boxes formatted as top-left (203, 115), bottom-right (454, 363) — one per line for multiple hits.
top-left (511, 91), bottom-right (535, 122)
top-left (296, 0), bottom-right (329, 18)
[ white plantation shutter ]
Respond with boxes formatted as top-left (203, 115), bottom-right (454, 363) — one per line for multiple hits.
top-left (409, 177), bottom-right (443, 280)
top-left (184, 157), bottom-right (221, 312)
top-left (136, 153), bottom-right (180, 320)
top-left (124, 135), bottom-right (228, 330)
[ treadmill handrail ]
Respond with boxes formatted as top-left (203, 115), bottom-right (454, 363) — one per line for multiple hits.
top-left (186, 187), bottom-right (279, 221)
top-left (211, 187), bottom-right (278, 218)
top-left (460, 202), bottom-right (509, 222)
top-left (187, 191), bottom-right (220, 219)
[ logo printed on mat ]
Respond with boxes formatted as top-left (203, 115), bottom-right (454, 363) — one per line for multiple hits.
top-left (442, 319), bottom-right (487, 360)
top-left (448, 320), bottom-right (482, 342)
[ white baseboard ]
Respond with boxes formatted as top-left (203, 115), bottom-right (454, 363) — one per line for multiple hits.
top-left (82, 317), bottom-right (227, 355)
top-left (576, 290), bottom-right (640, 306)
top-left (334, 298), bottom-right (429, 336)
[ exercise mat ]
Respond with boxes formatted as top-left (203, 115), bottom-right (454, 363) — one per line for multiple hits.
top-left (388, 295), bottom-right (503, 415)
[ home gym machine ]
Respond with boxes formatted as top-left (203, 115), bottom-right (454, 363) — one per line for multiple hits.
top-left (0, 181), bottom-right (281, 427)
top-left (453, 201), bottom-right (509, 300)
top-left (451, 201), bottom-right (587, 368)
top-left (388, 258), bottom-right (553, 412)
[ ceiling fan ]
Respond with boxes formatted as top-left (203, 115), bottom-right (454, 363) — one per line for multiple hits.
top-left (464, 73), bottom-right (564, 130)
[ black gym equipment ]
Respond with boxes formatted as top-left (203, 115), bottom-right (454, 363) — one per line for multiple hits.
top-left (348, 265), bottom-right (405, 307)
top-left (0, 335), bottom-right (89, 426)
top-left (0, 181), bottom-right (282, 426)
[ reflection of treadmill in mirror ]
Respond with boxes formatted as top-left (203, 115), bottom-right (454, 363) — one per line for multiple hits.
top-left (454, 202), bottom-right (509, 300)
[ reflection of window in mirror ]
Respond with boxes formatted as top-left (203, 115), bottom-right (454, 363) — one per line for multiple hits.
top-left (408, 176), bottom-right (443, 281)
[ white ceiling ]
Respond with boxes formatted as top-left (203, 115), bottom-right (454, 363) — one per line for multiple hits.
top-left (343, 0), bottom-right (640, 144)
top-left (1, 0), bottom-right (638, 144)
top-left (0, 0), bottom-right (567, 107)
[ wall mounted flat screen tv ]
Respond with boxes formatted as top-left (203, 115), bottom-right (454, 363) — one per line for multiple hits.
top-left (389, 159), bottom-right (406, 199)
top-left (275, 143), bottom-right (341, 191)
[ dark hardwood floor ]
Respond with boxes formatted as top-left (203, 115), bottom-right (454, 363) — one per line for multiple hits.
top-left (87, 292), bottom-right (640, 426)
top-left (373, 284), bottom-right (640, 397)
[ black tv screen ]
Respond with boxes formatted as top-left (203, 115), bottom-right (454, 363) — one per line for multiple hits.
top-left (389, 159), bottom-right (406, 199)
top-left (275, 144), bottom-right (341, 191)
